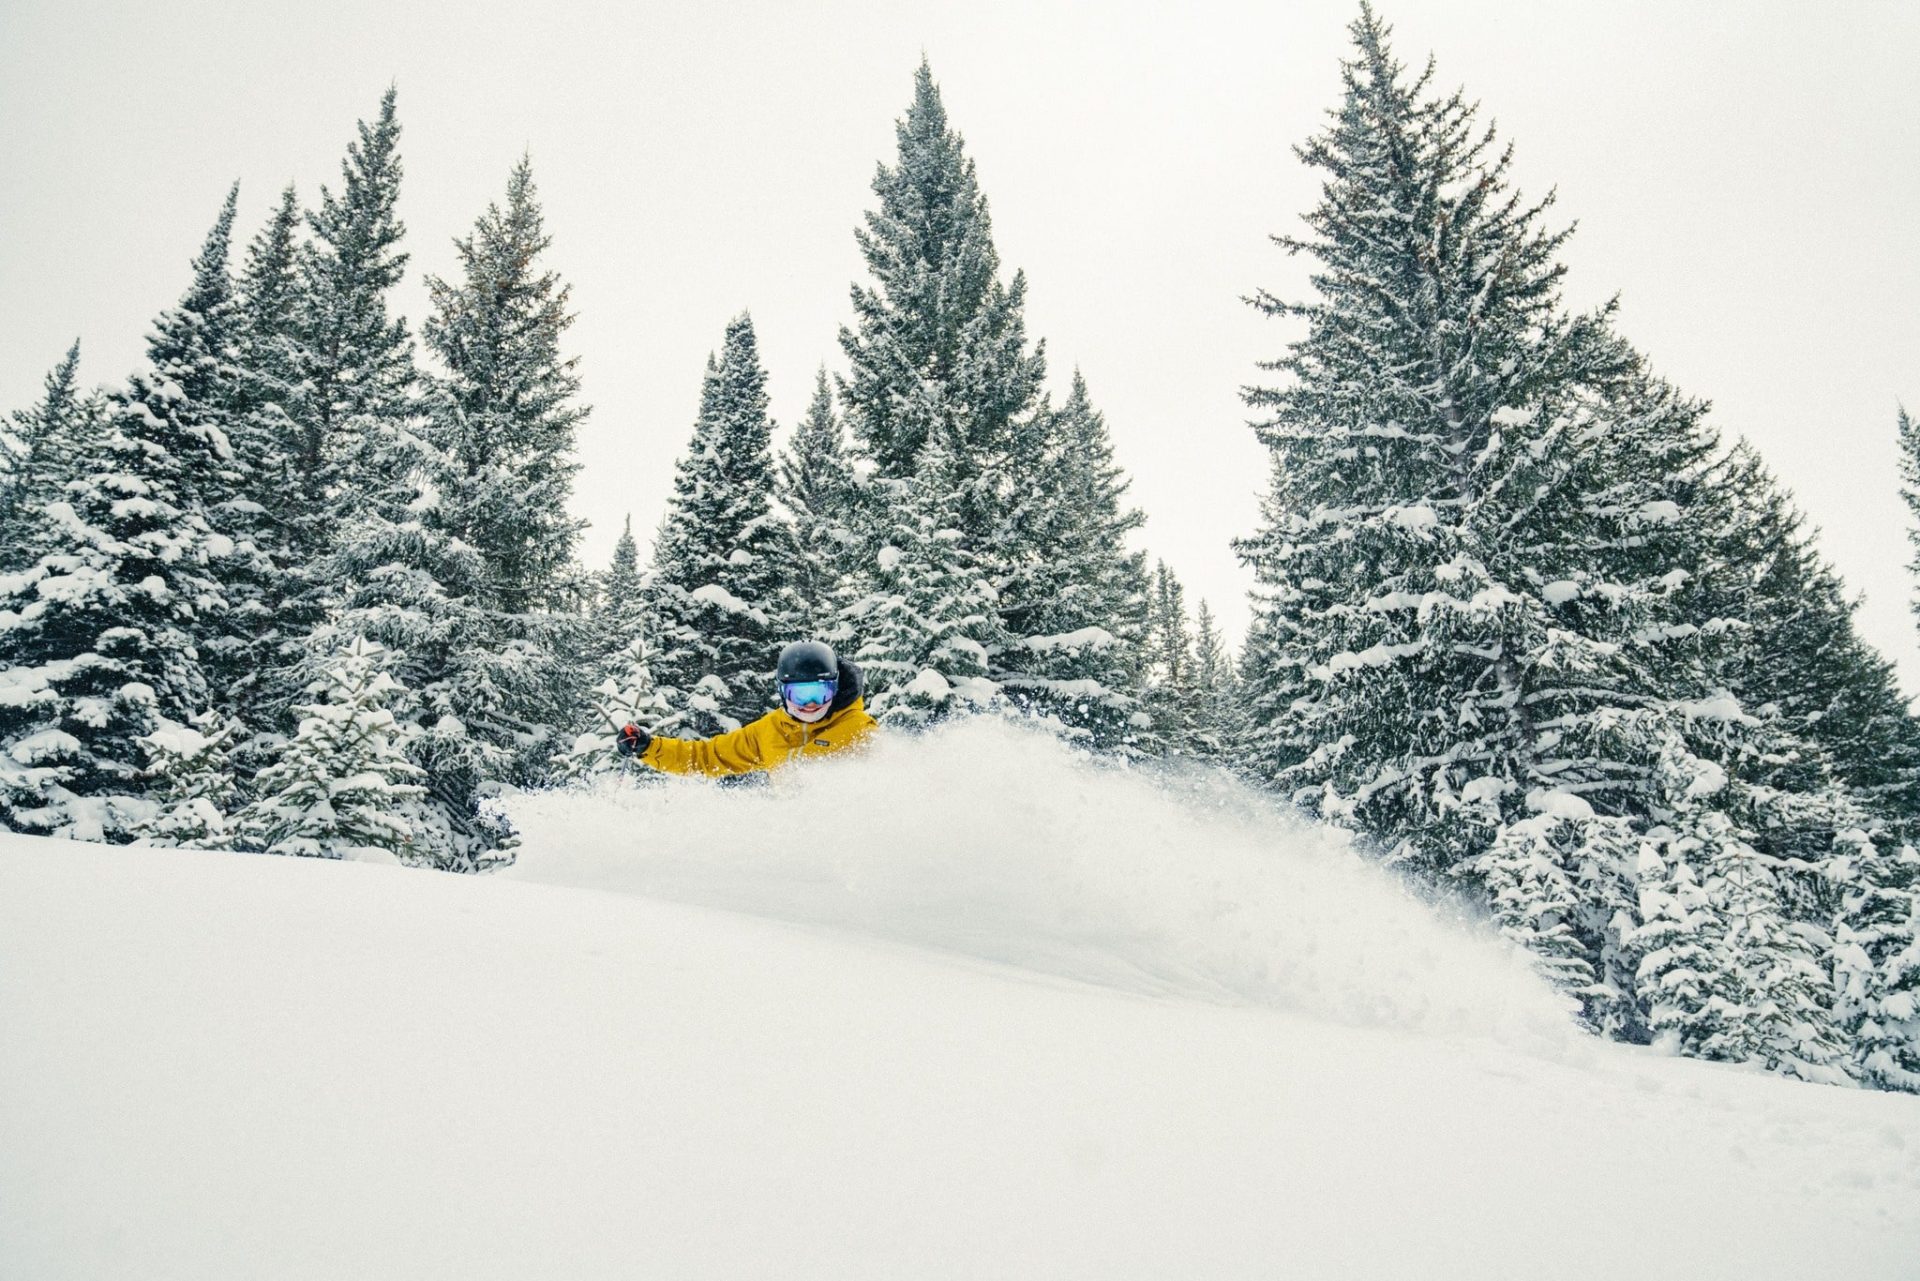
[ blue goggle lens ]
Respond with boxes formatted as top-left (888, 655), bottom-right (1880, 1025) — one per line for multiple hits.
top-left (782, 678), bottom-right (836, 708)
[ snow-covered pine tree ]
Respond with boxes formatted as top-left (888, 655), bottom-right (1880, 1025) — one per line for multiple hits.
top-left (555, 519), bottom-right (674, 780)
top-left (409, 154), bottom-right (592, 809)
top-left (1228, 7), bottom-right (1860, 1055)
top-left (272, 89), bottom-right (419, 720)
top-left (0, 194), bottom-right (248, 841)
top-left (423, 155), bottom-right (587, 616)
top-left (1705, 443), bottom-right (1920, 843)
top-left (127, 184), bottom-right (276, 724)
top-left (1676, 441), bottom-right (1920, 1082)
top-left (1634, 738), bottom-right (1851, 1083)
top-left (839, 60), bottom-right (1046, 485)
top-left (1188, 600), bottom-right (1239, 758)
top-left (555, 631), bottom-right (674, 783)
top-left (1236, 5), bottom-right (1628, 865)
top-left (836, 60), bottom-right (1052, 707)
top-left (851, 419), bottom-right (1003, 726)
top-left (235, 638), bottom-right (435, 863)
top-left (0, 341), bottom-right (105, 572)
top-left (223, 183), bottom-right (309, 734)
top-left (1831, 836), bottom-right (1920, 1091)
top-left (645, 313), bottom-right (802, 735)
top-left (1142, 561), bottom-right (1196, 750)
top-left (588, 516), bottom-right (647, 683)
top-left (776, 367), bottom-right (861, 639)
top-left (1477, 795), bottom-right (1640, 1026)
top-left (994, 371), bottom-right (1152, 750)
top-left (294, 88), bottom-right (414, 507)
top-left (319, 492), bottom-right (493, 868)
top-left (138, 711), bottom-right (244, 850)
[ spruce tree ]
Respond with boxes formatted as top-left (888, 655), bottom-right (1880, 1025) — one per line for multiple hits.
top-left (1143, 561), bottom-right (1196, 749)
top-left (838, 60), bottom-right (1045, 486)
top-left (851, 420), bottom-right (1003, 726)
top-left (320, 477), bottom-right (495, 868)
top-left (1479, 801), bottom-right (1639, 1021)
top-left (275, 88), bottom-right (418, 718)
top-left (1707, 443), bottom-right (1920, 840)
top-left (645, 314), bottom-right (802, 734)
top-left (398, 155), bottom-right (592, 825)
top-left (138, 712), bottom-right (244, 850)
top-left (136, 184), bottom-right (278, 721)
top-left (423, 155), bottom-right (587, 615)
top-left (1831, 839), bottom-right (1920, 1091)
top-left (588, 516), bottom-right (648, 684)
top-left (0, 197), bottom-right (244, 840)
top-left (836, 60), bottom-right (1052, 709)
top-left (1633, 741), bottom-right (1850, 1082)
top-left (1189, 600), bottom-right (1239, 758)
top-left (294, 88), bottom-right (414, 503)
top-left (235, 638), bottom-right (434, 863)
top-left (0, 341), bottom-right (103, 571)
top-left (1230, 6), bottom-right (1873, 1066)
top-left (777, 367), bottom-right (860, 637)
top-left (225, 184), bottom-right (309, 730)
top-left (995, 372), bottom-right (1152, 748)
top-left (1234, 5), bottom-right (1641, 868)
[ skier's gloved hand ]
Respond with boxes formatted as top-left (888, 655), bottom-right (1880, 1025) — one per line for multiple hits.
top-left (616, 724), bottom-right (651, 757)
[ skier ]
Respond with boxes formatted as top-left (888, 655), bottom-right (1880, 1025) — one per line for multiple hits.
top-left (615, 640), bottom-right (878, 776)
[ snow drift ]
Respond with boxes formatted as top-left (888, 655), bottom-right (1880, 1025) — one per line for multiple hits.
top-left (6, 717), bottom-right (1920, 1279)
top-left (508, 717), bottom-right (1579, 1054)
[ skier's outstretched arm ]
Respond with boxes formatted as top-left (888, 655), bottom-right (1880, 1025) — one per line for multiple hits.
top-left (639, 722), bottom-right (768, 777)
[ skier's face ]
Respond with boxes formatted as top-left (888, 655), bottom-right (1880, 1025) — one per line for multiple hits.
top-left (782, 678), bottom-right (836, 723)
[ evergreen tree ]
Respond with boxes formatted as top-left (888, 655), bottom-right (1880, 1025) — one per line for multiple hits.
top-left (422, 155), bottom-right (587, 615)
top-left (1831, 838), bottom-right (1920, 1091)
top-left (319, 473), bottom-right (496, 868)
top-left (1633, 741), bottom-right (1850, 1082)
top-left (135, 184), bottom-right (279, 721)
top-left (138, 711), bottom-right (244, 850)
top-left (1189, 600), bottom-right (1239, 757)
top-left (235, 638), bottom-right (435, 863)
top-left (1477, 800), bottom-right (1640, 1024)
top-left (588, 515), bottom-right (648, 684)
top-left (850, 421), bottom-right (1003, 726)
top-left (838, 60), bottom-right (1046, 487)
top-left (1234, 5), bottom-right (1641, 868)
top-left (395, 155), bottom-right (592, 831)
top-left (224, 183), bottom-right (309, 732)
top-left (274, 89), bottom-right (418, 721)
top-left (294, 87), bottom-right (414, 505)
top-left (645, 314), bottom-right (802, 734)
top-left (0, 196), bottom-right (245, 841)
top-left (1706, 443), bottom-right (1920, 841)
top-left (836, 60), bottom-right (1057, 712)
top-left (1143, 561), bottom-right (1196, 747)
top-left (556, 633), bottom-right (674, 783)
top-left (1229, 6), bottom-right (1876, 1070)
top-left (777, 367), bottom-right (860, 637)
top-left (0, 341), bottom-right (104, 571)
top-left (995, 372), bottom-right (1152, 749)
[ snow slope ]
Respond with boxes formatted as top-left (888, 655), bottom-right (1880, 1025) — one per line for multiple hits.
top-left (5, 720), bottom-right (1920, 1280)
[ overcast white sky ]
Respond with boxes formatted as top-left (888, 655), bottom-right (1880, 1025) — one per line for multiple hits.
top-left (3, 1), bottom-right (1916, 684)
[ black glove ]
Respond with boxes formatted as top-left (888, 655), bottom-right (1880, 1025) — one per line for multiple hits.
top-left (615, 724), bottom-right (651, 757)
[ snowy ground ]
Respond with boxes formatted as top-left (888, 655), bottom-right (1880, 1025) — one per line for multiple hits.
top-left (5, 721), bottom-right (1920, 1280)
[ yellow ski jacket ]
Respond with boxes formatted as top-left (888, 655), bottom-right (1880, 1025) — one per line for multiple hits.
top-left (640, 664), bottom-right (879, 778)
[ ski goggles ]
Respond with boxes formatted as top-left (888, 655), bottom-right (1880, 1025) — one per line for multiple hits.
top-left (781, 678), bottom-right (837, 711)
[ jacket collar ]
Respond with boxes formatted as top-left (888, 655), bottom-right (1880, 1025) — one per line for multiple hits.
top-left (776, 696), bottom-right (866, 741)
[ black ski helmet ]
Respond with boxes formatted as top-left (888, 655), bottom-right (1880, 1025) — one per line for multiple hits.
top-left (775, 640), bottom-right (838, 684)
